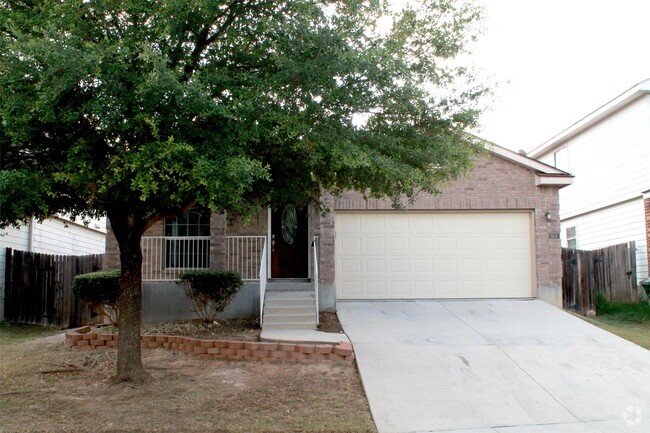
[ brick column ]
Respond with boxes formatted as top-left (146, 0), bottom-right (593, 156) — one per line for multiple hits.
top-left (211, 213), bottom-right (227, 270)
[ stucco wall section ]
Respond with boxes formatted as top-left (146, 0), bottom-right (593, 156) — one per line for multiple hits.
top-left (324, 154), bottom-right (563, 293)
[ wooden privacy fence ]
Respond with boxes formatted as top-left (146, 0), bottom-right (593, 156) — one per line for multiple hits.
top-left (4, 248), bottom-right (105, 328)
top-left (562, 241), bottom-right (637, 314)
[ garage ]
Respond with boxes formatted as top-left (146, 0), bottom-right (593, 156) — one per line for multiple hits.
top-left (335, 211), bottom-right (534, 299)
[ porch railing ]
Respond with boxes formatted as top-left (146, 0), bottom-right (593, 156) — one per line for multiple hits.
top-left (313, 236), bottom-right (319, 326)
top-left (226, 236), bottom-right (267, 281)
top-left (141, 236), bottom-right (211, 281)
top-left (259, 239), bottom-right (268, 326)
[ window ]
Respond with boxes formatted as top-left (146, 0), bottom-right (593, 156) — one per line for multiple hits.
top-left (164, 209), bottom-right (210, 268)
top-left (566, 226), bottom-right (577, 250)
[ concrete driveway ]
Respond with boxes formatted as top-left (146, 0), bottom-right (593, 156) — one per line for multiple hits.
top-left (337, 300), bottom-right (650, 433)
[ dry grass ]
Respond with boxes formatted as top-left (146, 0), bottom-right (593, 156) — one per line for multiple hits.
top-left (0, 327), bottom-right (376, 433)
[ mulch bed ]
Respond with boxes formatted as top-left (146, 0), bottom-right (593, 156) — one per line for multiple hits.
top-left (90, 311), bottom-right (346, 342)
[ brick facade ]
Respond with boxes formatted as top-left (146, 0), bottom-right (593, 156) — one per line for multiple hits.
top-left (316, 154), bottom-right (563, 293)
top-left (105, 152), bottom-right (564, 301)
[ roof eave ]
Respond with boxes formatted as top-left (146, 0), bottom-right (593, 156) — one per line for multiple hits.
top-left (535, 173), bottom-right (574, 188)
top-left (484, 142), bottom-right (569, 175)
top-left (529, 78), bottom-right (650, 158)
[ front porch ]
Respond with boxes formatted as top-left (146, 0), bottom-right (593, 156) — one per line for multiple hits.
top-left (137, 232), bottom-right (320, 330)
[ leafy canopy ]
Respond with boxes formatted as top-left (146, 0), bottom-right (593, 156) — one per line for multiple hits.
top-left (0, 0), bottom-right (487, 227)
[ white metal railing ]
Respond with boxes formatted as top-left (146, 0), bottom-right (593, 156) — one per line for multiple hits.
top-left (226, 236), bottom-right (267, 281)
top-left (141, 236), bottom-right (211, 281)
top-left (313, 236), bottom-right (319, 326)
top-left (259, 239), bottom-right (268, 326)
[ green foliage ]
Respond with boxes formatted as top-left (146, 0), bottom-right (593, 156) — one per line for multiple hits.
top-left (72, 271), bottom-right (121, 325)
top-left (179, 270), bottom-right (243, 322)
top-left (0, 0), bottom-right (488, 379)
top-left (595, 293), bottom-right (650, 323)
top-left (1, 0), bottom-right (488, 227)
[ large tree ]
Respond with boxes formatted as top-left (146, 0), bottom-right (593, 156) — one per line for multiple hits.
top-left (0, 0), bottom-right (487, 382)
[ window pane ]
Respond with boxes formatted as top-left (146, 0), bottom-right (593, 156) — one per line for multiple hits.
top-left (163, 209), bottom-right (211, 268)
top-left (566, 226), bottom-right (576, 238)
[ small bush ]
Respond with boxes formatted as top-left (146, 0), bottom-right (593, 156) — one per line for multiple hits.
top-left (179, 270), bottom-right (243, 322)
top-left (72, 271), bottom-right (121, 325)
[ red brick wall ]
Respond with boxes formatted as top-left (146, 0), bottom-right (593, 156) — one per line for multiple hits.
top-left (318, 154), bottom-right (563, 293)
top-left (105, 153), bottom-right (563, 296)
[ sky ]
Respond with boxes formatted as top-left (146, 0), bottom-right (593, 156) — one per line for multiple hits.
top-left (463, 0), bottom-right (650, 152)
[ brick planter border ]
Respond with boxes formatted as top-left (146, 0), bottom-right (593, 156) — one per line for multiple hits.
top-left (65, 326), bottom-right (355, 363)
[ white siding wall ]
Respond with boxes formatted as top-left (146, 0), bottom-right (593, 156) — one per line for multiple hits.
top-left (537, 94), bottom-right (650, 287)
top-left (0, 217), bottom-right (106, 321)
top-left (30, 217), bottom-right (106, 255)
top-left (561, 198), bottom-right (648, 281)
top-left (557, 95), bottom-right (650, 219)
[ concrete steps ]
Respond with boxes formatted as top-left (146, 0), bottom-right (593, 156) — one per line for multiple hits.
top-left (262, 283), bottom-right (317, 331)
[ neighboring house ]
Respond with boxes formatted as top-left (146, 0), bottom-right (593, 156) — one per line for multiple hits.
top-left (105, 142), bottom-right (572, 327)
top-left (0, 216), bottom-right (107, 321)
top-left (529, 79), bottom-right (650, 285)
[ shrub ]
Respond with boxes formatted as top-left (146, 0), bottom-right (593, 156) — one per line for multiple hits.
top-left (179, 270), bottom-right (243, 322)
top-left (72, 271), bottom-right (121, 326)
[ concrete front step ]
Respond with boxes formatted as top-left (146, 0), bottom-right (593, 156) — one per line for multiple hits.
top-left (262, 281), bottom-right (317, 331)
top-left (265, 291), bottom-right (314, 300)
top-left (265, 298), bottom-right (314, 307)
top-left (263, 312), bottom-right (315, 324)
top-left (265, 306), bottom-right (315, 315)
top-left (266, 281), bottom-right (313, 291)
top-left (262, 322), bottom-right (317, 331)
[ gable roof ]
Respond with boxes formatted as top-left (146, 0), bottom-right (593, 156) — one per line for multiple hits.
top-left (528, 78), bottom-right (650, 158)
top-left (472, 135), bottom-right (573, 187)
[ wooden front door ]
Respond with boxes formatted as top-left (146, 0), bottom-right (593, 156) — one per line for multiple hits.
top-left (271, 205), bottom-right (308, 278)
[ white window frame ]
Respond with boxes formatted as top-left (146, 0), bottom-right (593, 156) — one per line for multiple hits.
top-left (566, 226), bottom-right (577, 250)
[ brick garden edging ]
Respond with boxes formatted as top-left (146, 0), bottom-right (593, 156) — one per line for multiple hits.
top-left (65, 326), bottom-right (355, 363)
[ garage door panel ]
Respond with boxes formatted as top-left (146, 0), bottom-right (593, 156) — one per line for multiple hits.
top-left (336, 212), bottom-right (533, 299)
top-left (389, 281), bottom-right (410, 295)
top-left (340, 237), bottom-right (362, 252)
top-left (389, 238), bottom-right (410, 251)
top-left (365, 237), bottom-right (386, 251)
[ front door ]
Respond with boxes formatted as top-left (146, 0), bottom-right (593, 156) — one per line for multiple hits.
top-left (271, 205), bottom-right (308, 278)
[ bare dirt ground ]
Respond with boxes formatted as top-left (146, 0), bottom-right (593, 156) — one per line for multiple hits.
top-left (0, 320), bottom-right (375, 433)
top-left (89, 312), bottom-right (344, 342)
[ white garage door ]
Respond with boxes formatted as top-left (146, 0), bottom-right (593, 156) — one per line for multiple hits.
top-left (336, 212), bottom-right (533, 299)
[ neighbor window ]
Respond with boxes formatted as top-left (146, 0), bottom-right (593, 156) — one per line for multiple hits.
top-left (566, 226), bottom-right (577, 250)
top-left (164, 208), bottom-right (210, 268)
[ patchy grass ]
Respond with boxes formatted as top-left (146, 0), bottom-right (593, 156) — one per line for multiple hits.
top-left (0, 322), bottom-right (61, 347)
top-left (582, 295), bottom-right (650, 350)
top-left (0, 324), bottom-right (376, 433)
top-left (595, 294), bottom-right (650, 323)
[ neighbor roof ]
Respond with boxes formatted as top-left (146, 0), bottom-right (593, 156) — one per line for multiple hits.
top-left (528, 78), bottom-right (650, 158)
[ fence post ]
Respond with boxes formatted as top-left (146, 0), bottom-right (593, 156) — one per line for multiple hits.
top-left (4, 248), bottom-right (12, 321)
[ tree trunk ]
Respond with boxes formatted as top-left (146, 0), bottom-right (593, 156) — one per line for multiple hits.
top-left (109, 211), bottom-right (150, 383)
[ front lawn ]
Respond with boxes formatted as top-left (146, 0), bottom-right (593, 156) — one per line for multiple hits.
top-left (0, 322), bottom-right (60, 347)
top-left (581, 296), bottom-right (650, 350)
top-left (0, 322), bottom-right (376, 433)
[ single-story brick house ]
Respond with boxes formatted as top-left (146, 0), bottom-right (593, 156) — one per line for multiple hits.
top-left (104, 142), bottom-right (572, 327)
